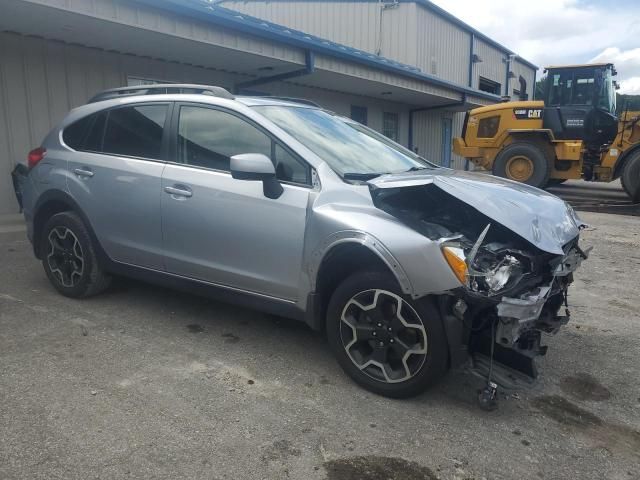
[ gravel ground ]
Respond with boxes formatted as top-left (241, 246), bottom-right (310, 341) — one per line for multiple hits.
top-left (0, 211), bottom-right (639, 480)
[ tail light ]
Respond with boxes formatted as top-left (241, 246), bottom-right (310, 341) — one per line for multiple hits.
top-left (28, 147), bottom-right (46, 169)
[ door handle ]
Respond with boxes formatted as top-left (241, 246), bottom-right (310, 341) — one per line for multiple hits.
top-left (164, 185), bottom-right (193, 198)
top-left (74, 168), bottom-right (94, 178)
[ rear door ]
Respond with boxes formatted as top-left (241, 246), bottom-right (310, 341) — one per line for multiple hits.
top-left (65, 103), bottom-right (169, 269)
top-left (160, 103), bottom-right (311, 300)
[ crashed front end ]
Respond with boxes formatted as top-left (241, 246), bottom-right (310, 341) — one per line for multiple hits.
top-left (369, 172), bottom-right (588, 387)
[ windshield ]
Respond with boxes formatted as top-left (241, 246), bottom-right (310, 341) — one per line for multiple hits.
top-left (252, 105), bottom-right (431, 177)
top-left (341, 118), bottom-right (439, 168)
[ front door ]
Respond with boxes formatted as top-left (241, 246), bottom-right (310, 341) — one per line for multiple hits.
top-left (65, 103), bottom-right (169, 269)
top-left (161, 104), bottom-right (311, 301)
top-left (441, 118), bottom-right (452, 167)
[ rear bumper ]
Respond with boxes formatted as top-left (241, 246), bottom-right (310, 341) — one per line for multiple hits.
top-left (11, 164), bottom-right (28, 211)
top-left (10, 164), bottom-right (34, 242)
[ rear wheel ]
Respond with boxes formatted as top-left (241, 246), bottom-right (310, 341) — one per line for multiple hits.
top-left (326, 271), bottom-right (448, 398)
top-left (493, 142), bottom-right (551, 188)
top-left (621, 151), bottom-right (640, 201)
top-left (41, 212), bottom-right (111, 298)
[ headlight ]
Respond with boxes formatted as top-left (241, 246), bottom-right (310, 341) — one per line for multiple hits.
top-left (441, 245), bottom-right (468, 285)
top-left (442, 243), bottom-right (525, 295)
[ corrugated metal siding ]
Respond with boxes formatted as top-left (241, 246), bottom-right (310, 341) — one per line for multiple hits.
top-left (412, 109), bottom-right (466, 169)
top-left (510, 60), bottom-right (536, 100)
top-left (24, 0), bottom-right (306, 65)
top-left (222, 1), bottom-right (380, 54)
top-left (314, 55), bottom-right (460, 100)
top-left (222, 1), bottom-right (418, 65)
top-left (474, 38), bottom-right (506, 90)
top-left (0, 31), bottom-right (242, 214)
top-left (415, 5), bottom-right (470, 85)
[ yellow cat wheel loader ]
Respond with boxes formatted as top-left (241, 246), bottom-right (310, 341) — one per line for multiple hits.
top-left (453, 63), bottom-right (640, 200)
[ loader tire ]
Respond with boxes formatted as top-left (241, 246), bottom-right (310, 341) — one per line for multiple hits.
top-left (621, 151), bottom-right (640, 203)
top-left (493, 142), bottom-right (551, 189)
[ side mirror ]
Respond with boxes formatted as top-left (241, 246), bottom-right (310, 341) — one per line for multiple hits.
top-left (230, 153), bottom-right (283, 199)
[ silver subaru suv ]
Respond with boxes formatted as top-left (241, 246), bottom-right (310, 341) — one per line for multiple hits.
top-left (12, 84), bottom-right (587, 401)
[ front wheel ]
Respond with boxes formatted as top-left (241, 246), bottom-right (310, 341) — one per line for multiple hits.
top-left (493, 142), bottom-right (551, 188)
top-left (326, 271), bottom-right (448, 398)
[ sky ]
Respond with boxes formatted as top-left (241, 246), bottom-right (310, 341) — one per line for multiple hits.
top-left (430, 0), bottom-right (640, 94)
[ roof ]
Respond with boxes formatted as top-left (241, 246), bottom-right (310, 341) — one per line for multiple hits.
top-left (134, 0), bottom-right (504, 102)
top-left (544, 63), bottom-right (614, 70)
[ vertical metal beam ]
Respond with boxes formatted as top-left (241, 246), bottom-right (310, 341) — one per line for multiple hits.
top-left (468, 33), bottom-right (475, 88)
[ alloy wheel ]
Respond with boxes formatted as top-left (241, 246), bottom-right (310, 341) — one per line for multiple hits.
top-left (340, 289), bottom-right (428, 383)
top-left (46, 227), bottom-right (84, 288)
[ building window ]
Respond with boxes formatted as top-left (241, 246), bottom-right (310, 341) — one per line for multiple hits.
top-left (382, 112), bottom-right (399, 142)
top-left (478, 77), bottom-right (501, 95)
top-left (350, 105), bottom-right (368, 126)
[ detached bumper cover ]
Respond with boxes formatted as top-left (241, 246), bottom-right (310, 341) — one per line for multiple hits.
top-left (11, 164), bottom-right (28, 211)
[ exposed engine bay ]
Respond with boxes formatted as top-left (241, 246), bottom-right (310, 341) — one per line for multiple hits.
top-left (370, 182), bottom-right (588, 396)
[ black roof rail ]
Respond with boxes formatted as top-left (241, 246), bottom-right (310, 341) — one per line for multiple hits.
top-left (258, 96), bottom-right (321, 107)
top-left (88, 84), bottom-right (235, 103)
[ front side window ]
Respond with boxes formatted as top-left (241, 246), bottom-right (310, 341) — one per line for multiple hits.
top-left (102, 105), bottom-right (167, 159)
top-left (178, 106), bottom-right (271, 171)
top-left (178, 106), bottom-right (310, 184)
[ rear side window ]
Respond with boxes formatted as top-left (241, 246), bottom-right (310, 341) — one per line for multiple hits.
top-left (102, 105), bottom-right (168, 159)
top-left (84, 113), bottom-right (107, 152)
top-left (63, 116), bottom-right (93, 150)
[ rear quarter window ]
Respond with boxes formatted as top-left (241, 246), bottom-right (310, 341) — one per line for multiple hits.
top-left (62, 115), bottom-right (94, 150)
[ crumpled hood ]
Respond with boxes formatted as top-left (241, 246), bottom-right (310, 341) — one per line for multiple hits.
top-left (368, 169), bottom-right (584, 255)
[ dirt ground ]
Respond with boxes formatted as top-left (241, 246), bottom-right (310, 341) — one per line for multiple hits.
top-left (1, 209), bottom-right (639, 480)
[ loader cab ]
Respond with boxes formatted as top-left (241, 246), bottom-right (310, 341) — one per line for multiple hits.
top-left (542, 63), bottom-right (618, 149)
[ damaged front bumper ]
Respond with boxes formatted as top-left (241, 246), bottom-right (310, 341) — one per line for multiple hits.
top-left (452, 245), bottom-right (588, 389)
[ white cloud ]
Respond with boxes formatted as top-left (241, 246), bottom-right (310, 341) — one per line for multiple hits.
top-left (590, 47), bottom-right (640, 94)
top-left (431, 0), bottom-right (640, 94)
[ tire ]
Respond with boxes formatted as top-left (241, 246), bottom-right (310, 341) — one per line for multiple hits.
top-left (621, 151), bottom-right (640, 202)
top-left (493, 142), bottom-right (551, 188)
top-left (41, 211), bottom-right (111, 298)
top-left (326, 270), bottom-right (448, 398)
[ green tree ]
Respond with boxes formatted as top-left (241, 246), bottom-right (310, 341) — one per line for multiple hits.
top-left (616, 93), bottom-right (640, 114)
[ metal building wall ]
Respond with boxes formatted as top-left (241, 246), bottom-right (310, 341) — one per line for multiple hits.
top-left (414, 5), bottom-right (470, 85)
top-left (221, 1), bottom-right (418, 66)
top-left (473, 38), bottom-right (507, 90)
top-left (411, 109), bottom-right (466, 170)
top-left (510, 59), bottom-right (536, 100)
